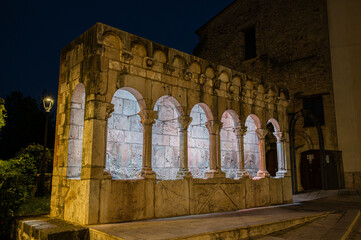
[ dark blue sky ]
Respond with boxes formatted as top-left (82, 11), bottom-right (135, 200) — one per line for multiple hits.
top-left (0, 0), bottom-right (234, 100)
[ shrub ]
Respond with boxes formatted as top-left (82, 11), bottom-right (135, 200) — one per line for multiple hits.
top-left (0, 144), bottom-right (51, 239)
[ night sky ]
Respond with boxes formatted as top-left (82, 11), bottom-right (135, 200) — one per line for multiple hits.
top-left (0, 0), bottom-right (234, 100)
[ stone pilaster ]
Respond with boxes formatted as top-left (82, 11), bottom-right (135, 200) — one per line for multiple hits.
top-left (255, 128), bottom-right (270, 178)
top-left (234, 125), bottom-right (249, 179)
top-left (273, 131), bottom-right (286, 177)
top-left (138, 109), bottom-right (158, 179)
top-left (205, 120), bottom-right (226, 178)
top-left (176, 115), bottom-right (193, 178)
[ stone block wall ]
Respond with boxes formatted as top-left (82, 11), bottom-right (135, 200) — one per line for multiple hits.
top-left (244, 116), bottom-right (260, 177)
top-left (220, 112), bottom-right (238, 178)
top-left (106, 90), bottom-right (143, 179)
top-left (193, 0), bottom-right (339, 191)
top-left (67, 85), bottom-right (85, 179)
top-left (152, 97), bottom-right (180, 180)
top-left (188, 104), bottom-right (210, 178)
top-left (96, 177), bottom-right (293, 224)
top-left (51, 23), bottom-right (292, 225)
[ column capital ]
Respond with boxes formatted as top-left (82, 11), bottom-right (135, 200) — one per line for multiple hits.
top-left (273, 131), bottom-right (284, 142)
top-left (177, 115), bottom-right (192, 130)
top-left (105, 103), bottom-right (114, 120)
top-left (255, 128), bottom-right (268, 140)
top-left (138, 110), bottom-right (158, 125)
top-left (205, 120), bottom-right (223, 134)
top-left (233, 125), bottom-right (247, 137)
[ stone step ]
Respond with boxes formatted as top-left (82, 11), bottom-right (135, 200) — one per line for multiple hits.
top-left (14, 216), bottom-right (87, 240)
top-left (257, 209), bottom-right (361, 240)
top-left (89, 205), bottom-right (332, 240)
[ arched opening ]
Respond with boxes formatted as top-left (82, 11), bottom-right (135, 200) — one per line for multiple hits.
top-left (152, 96), bottom-right (181, 180)
top-left (188, 104), bottom-right (211, 178)
top-left (67, 83), bottom-right (85, 179)
top-left (106, 89), bottom-right (143, 179)
top-left (265, 122), bottom-right (278, 177)
top-left (220, 111), bottom-right (239, 179)
top-left (244, 114), bottom-right (261, 177)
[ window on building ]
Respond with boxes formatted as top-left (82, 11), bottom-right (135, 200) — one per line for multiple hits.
top-left (244, 27), bottom-right (256, 60)
top-left (303, 95), bottom-right (325, 127)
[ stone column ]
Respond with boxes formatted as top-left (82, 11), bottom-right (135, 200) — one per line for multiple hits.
top-left (274, 131), bottom-right (286, 177)
top-left (176, 115), bottom-right (193, 178)
top-left (205, 120), bottom-right (226, 178)
top-left (255, 128), bottom-right (270, 178)
top-left (233, 125), bottom-right (249, 179)
top-left (138, 110), bottom-right (158, 179)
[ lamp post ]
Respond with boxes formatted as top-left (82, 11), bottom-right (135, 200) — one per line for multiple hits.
top-left (37, 96), bottom-right (54, 196)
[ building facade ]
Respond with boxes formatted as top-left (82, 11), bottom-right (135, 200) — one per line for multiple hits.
top-left (194, 0), bottom-right (360, 190)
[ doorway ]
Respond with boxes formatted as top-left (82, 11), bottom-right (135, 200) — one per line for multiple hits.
top-left (300, 150), bottom-right (322, 190)
top-left (266, 149), bottom-right (278, 177)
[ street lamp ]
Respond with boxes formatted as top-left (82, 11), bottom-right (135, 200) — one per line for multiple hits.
top-left (43, 97), bottom-right (55, 112)
top-left (37, 95), bottom-right (55, 196)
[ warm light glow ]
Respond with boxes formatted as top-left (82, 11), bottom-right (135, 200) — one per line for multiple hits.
top-left (43, 96), bottom-right (55, 112)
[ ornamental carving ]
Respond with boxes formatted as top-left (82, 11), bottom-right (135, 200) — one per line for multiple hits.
top-left (184, 71), bottom-right (193, 81)
top-left (255, 128), bottom-right (268, 140)
top-left (233, 125), bottom-right (247, 137)
top-left (163, 63), bottom-right (175, 74)
top-left (137, 110), bottom-right (158, 125)
top-left (145, 58), bottom-right (154, 68)
top-left (197, 74), bottom-right (207, 85)
top-left (122, 51), bottom-right (134, 62)
top-left (177, 116), bottom-right (192, 130)
top-left (205, 120), bottom-right (223, 134)
top-left (105, 103), bottom-right (114, 120)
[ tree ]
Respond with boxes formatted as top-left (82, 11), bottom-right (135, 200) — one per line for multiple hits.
top-left (0, 98), bottom-right (6, 132)
top-left (0, 92), bottom-right (55, 160)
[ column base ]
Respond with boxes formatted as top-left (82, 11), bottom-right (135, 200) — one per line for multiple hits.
top-left (257, 170), bottom-right (270, 178)
top-left (176, 169), bottom-right (193, 179)
top-left (103, 170), bottom-right (112, 180)
top-left (276, 170), bottom-right (287, 178)
top-left (139, 169), bottom-right (156, 179)
top-left (205, 170), bottom-right (226, 178)
top-left (235, 170), bottom-right (250, 179)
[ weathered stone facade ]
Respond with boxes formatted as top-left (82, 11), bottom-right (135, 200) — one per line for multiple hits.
top-left (51, 23), bottom-right (292, 225)
top-left (194, 0), bottom-right (340, 191)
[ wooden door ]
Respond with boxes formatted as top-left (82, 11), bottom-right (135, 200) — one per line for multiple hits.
top-left (301, 150), bottom-right (322, 190)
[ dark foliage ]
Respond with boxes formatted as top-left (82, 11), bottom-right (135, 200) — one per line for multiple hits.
top-left (0, 91), bottom-right (55, 159)
top-left (0, 144), bottom-right (52, 239)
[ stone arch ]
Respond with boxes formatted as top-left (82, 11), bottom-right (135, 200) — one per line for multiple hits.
top-left (67, 83), bottom-right (86, 179)
top-left (218, 71), bottom-right (230, 83)
top-left (244, 114), bottom-right (261, 177)
top-left (152, 95), bottom-right (182, 180)
top-left (153, 50), bottom-right (167, 63)
top-left (151, 95), bottom-right (184, 117)
top-left (248, 114), bottom-right (262, 129)
top-left (190, 102), bottom-right (213, 121)
top-left (101, 31), bottom-right (122, 49)
top-left (131, 42), bottom-right (147, 57)
top-left (120, 87), bottom-right (147, 110)
top-left (171, 55), bottom-right (187, 69)
top-left (257, 84), bottom-right (265, 94)
top-left (188, 103), bottom-right (211, 178)
top-left (105, 88), bottom-right (144, 179)
top-left (265, 121), bottom-right (278, 177)
top-left (205, 66), bottom-right (216, 79)
top-left (267, 118), bottom-right (281, 133)
top-left (189, 61), bottom-right (201, 74)
top-left (220, 110), bottom-right (240, 178)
